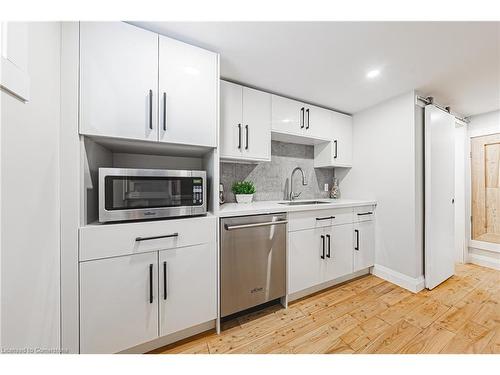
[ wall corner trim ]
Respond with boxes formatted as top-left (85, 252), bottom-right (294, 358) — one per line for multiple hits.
top-left (371, 264), bottom-right (425, 293)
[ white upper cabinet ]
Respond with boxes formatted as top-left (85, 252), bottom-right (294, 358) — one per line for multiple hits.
top-left (314, 112), bottom-right (353, 168)
top-left (271, 95), bottom-right (305, 136)
top-left (158, 36), bottom-right (217, 147)
top-left (80, 22), bottom-right (159, 141)
top-left (220, 81), bottom-right (271, 162)
top-left (306, 104), bottom-right (334, 140)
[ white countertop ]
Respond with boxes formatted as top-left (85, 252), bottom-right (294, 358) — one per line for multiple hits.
top-left (218, 199), bottom-right (377, 217)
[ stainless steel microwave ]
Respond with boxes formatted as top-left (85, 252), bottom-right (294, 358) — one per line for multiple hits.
top-left (98, 168), bottom-right (207, 223)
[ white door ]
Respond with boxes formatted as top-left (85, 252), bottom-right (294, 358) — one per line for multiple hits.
top-left (288, 228), bottom-right (325, 294)
top-left (159, 243), bottom-right (217, 336)
top-left (331, 112), bottom-right (353, 166)
top-left (324, 224), bottom-right (354, 281)
top-left (79, 253), bottom-right (158, 353)
top-left (158, 35), bottom-right (217, 147)
top-left (353, 221), bottom-right (375, 272)
top-left (271, 95), bottom-right (305, 135)
top-left (80, 22), bottom-right (158, 141)
top-left (220, 80), bottom-right (243, 158)
top-left (242, 87), bottom-right (271, 160)
top-left (425, 105), bottom-right (456, 289)
top-left (307, 105), bottom-right (333, 140)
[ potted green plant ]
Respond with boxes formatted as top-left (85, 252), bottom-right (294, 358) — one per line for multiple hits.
top-left (231, 180), bottom-right (256, 204)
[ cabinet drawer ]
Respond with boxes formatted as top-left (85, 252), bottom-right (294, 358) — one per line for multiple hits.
top-left (288, 208), bottom-right (353, 232)
top-left (354, 205), bottom-right (376, 222)
top-left (80, 216), bottom-right (216, 261)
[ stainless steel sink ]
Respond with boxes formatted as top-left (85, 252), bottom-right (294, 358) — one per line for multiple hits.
top-left (278, 200), bottom-right (330, 206)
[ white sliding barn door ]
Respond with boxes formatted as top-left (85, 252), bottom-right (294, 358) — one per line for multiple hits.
top-left (425, 105), bottom-right (456, 289)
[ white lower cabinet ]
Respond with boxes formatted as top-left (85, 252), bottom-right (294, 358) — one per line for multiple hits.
top-left (288, 207), bottom-right (375, 296)
top-left (79, 252), bottom-right (159, 354)
top-left (288, 228), bottom-right (324, 294)
top-left (324, 224), bottom-right (354, 280)
top-left (159, 243), bottom-right (216, 336)
top-left (353, 220), bottom-right (375, 272)
top-left (289, 224), bottom-right (354, 294)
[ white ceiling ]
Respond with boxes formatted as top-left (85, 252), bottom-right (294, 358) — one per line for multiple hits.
top-left (133, 22), bottom-right (500, 116)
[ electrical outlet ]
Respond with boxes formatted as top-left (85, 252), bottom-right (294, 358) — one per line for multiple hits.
top-left (324, 183), bottom-right (329, 192)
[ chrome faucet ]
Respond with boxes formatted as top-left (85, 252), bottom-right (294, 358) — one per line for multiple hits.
top-left (289, 167), bottom-right (308, 200)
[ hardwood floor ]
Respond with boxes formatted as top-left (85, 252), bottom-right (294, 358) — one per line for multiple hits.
top-left (150, 264), bottom-right (500, 354)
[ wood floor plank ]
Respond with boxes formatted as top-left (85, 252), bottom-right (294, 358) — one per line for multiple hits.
top-left (341, 316), bottom-right (390, 351)
top-left (481, 327), bottom-right (500, 354)
top-left (398, 324), bottom-right (455, 354)
top-left (269, 314), bottom-right (359, 354)
top-left (377, 293), bottom-right (427, 325)
top-left (404, 299), bottom-right (451, 329)
top-left (151, 264), bottom-right (499, 355)
top-left (436, 288), bottom-right (491, 332)
top-left (440, 321), bottom-right (496, 354)
top-left (469, 299), bottom-right (500, 330)
top-left (358, 320), bottom-right (422, 354)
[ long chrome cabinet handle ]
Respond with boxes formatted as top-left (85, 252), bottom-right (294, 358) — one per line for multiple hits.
top-left (149, 264), bottom-right (153, 304)
top-left (306, 108), bottom-right (310, 129)
top-left (320, 235), bottom-right (325, 259)
top-left (224, 220), bottom-right (288, 231)
top-left (148, 90), bottom-right (153, 130)
top-left (357, 212), bottom-right (373, 216)
top-left (354, 229), bottom-right (359, 251)
top-left (237, 124), bottom-right (242, 149)
top-left (245, 125), bottom-right (249, 150)
top-left (326, 234), bottom-right (331, 258)
top-left (163, 261), bottom-right (167, 300)
top-left (135, 233), bottom-right (179, 241)
top-left (316, 216), bottom-right (336, 221)
top-left (163, 92), bottom-right (167, 131)
top-left (300, 107), bottom-right (305, 129)
top-left (334, 140), bottom-right (338, 159)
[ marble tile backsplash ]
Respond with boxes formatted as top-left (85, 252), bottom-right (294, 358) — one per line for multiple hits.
top-left (221, 141), bottom-right (334, 203)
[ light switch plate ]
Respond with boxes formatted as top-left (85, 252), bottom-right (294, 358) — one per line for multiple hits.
top-left (324, 183), bottom-right (329, 192)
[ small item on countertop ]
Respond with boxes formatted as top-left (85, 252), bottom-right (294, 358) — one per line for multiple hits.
top-left (219, 183), bottom-right (225, 205)
top-left (330, 177), bottom-right (340, 199)
top-left (232, 180), bottom-right (256, 204)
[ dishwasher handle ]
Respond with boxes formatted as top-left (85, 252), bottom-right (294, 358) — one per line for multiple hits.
top-left (224, 220), bottom-right (288, 231)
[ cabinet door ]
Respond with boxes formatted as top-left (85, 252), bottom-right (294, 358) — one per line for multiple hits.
top-left (353, 220), bottom-right (375, 271)
top-left (159, 243), bottom-right (216, 336)
top-left (80, 22), bottom-right (158, 141)
top-left (220, 80), bottom-right (243, 158)
top-left (324, 224), bottom-right (354, 281)
top-left (242, 87), bottom-right (271, 160)
top-left (288, 228), bottom-right (326, 294)
top-left (80, 252), bottom-right (158, 353)
top-left (306, 104), bottom-right (333, 140)
top-left (271, 95), bottom-right (305, 135)
top-left (158, 36), bottom-right (217, 147)
top-left (331, 112), bottom-right (353, 166)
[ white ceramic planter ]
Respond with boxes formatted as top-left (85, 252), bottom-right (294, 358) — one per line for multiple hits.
top-left (235, 194), bottom-right (254, 204)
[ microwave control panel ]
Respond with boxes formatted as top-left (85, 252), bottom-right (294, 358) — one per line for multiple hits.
top-left (192, 178), bottom-right (203, 205)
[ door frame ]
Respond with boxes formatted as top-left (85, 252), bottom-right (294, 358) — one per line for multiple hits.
top-left (465, 130), bottom-right (500, 258)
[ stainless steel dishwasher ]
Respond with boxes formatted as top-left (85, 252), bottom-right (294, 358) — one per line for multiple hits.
top-left (220, 213), bottom-right (287, 318)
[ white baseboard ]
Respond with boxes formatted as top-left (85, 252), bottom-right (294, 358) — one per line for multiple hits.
top-left (468, 253), bottom-right (500, 271)
top-left (371, 264), bottom-right (425, 293)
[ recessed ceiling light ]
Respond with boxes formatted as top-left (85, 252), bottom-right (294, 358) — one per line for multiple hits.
top-left (366, 69), bottom-right (381, 79)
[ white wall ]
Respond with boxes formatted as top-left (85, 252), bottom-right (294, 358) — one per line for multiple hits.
top-left (338, 91), bottom-right (424, 290)
top-left (466, 109), bottom-right (500, 270)
top-left (0, 22), bottom-right (61, 352)
top-left (468, 110), bottom-right (500, 137)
